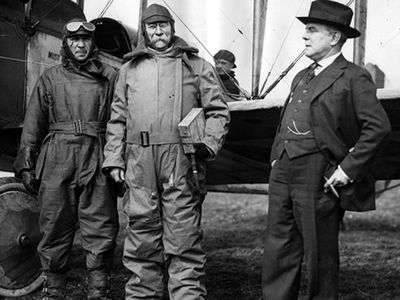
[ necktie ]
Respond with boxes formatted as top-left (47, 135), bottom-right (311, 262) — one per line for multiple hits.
top-left (306, 62), bottom-right (319, 84)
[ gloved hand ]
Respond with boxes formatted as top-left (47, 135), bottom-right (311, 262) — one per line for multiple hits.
top-left (194, 143), bottom-right (212, 160)
top-left (20, 170), bottom-right (39, 195)
top-left (115, 182), bottom-right (126, 198)
top-left (108, 167), bottom-right (125, 183)
top-left (107, 168), bottom-right (126, 197)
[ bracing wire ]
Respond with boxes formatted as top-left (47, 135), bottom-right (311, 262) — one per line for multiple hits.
top-left (217, 7), bottom-right (278, 83)
top-left (160, 0), bottom-right (213, 58)
top-left (0, 55), bottom-right (55, 67)
top-left (98, 0), bottom-right (114, 18)
top-left (259, 0), bottom-right (307, 96)
top-left (260, 0), bottom-right (356, 98)
top-left (160, 0), bottom-right (248, 98)
top-left (218, 8), bottom-right (251, 43)
top-left (369, 29), bottom-right (400, 59)
top-left (31, 0), bottom-right (64, 29)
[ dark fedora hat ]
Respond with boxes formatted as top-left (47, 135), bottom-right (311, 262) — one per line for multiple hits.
top-left (297, 0), bottom-right (360, 38)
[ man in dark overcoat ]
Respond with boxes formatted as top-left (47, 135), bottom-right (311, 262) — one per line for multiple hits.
top-left (262, 1), bottom-right (391, 299)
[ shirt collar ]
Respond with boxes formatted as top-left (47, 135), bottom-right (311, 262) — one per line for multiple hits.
top-left (314, 52), bottom-right (341, 75)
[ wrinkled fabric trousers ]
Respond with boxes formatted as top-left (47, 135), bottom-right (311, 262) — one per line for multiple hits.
top-left (262, 151), bottom-right (341, 300)
top-left (37, 136), bottom-right (119, 272)
top-left (123, 143), bottom-right (206, 300)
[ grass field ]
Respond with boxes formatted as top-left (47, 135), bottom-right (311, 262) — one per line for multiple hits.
top-left (203, 181), bottom-right (400, 300)
top-left (4, 181), bottom-right (400, 299)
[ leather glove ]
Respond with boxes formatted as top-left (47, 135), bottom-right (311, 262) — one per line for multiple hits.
top-left (108, 167), bottom-right (125, 183)
top-left (115, 182), bottom-right (126, 198)
top-left (21, 170), bottom-right (39, 195)
top-left (107, 168), bottom-right (126, 197)
top-left (194, 143), bottom-right (212, 160)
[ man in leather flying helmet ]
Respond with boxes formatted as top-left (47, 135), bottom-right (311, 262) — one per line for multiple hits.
top-left (14, 18), bottom-right (119, 300)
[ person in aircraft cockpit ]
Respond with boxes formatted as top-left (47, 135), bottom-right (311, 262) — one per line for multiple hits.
top-left (214, 49), bottom-right (251, 101)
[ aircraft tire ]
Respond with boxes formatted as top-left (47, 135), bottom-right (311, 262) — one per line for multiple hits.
top-left (0, 177), bottom-right (44, 297)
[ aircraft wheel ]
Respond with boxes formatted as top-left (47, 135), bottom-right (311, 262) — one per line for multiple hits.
top-left (0, 177), bottom-right (44, 297)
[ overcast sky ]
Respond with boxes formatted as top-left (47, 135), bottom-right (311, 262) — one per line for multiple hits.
top-left (84, 0), bottom-right (400, 99)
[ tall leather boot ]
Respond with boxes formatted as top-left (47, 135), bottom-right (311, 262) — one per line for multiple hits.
top-left (87, 269), bottom-right (110, 300)
top-left (41, 271), bottom-right (67, 300)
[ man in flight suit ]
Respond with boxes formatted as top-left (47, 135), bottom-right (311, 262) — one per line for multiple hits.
top-left (14, 18), bottom-right (119, 300)
top-left (102, 4), bottom-right (230, 299)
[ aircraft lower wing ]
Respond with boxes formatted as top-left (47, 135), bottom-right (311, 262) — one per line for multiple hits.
top-left (206, 90), bottom-right (400, 186)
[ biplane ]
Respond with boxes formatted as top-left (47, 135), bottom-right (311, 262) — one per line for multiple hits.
top-left (0, 0), bottom-right (399, 296)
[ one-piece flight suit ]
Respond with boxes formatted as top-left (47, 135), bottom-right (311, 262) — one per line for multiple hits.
top-left (14, 49), bottom-right (119, 277)
top-left (102, 36), bottom-right (230, 299)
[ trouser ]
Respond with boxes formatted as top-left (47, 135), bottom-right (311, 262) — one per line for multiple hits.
top-left (37, 173), bottom-right (119, 272)
top-left (123, 143), bottom-right (206, 300)
top-left (262, 151), bottom-right (341, 300)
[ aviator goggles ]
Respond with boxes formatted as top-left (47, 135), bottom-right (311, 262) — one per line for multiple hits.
top-left (66, 21), bottom-right (96, 33)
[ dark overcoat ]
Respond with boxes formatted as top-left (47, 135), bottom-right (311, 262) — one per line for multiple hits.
top-left (271, 54), bottom-right (391, 211)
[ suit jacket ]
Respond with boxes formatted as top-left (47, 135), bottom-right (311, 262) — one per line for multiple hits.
top-left (270, 54), bottom-right (391, 211)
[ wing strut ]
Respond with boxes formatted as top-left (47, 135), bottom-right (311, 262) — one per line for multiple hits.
top-left (251, 0), bottom-right (268, 98)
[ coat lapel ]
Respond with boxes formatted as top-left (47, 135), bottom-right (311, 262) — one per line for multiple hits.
top-left (311, 54), bottom-right (348, 101)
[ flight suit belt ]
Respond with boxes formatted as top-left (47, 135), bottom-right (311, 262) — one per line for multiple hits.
top-left (126, 131), bottom-right (180, 147)
top-left (49, 121), bottom-right (106, 137)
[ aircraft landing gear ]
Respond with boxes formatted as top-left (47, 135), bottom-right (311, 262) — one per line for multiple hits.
top-left (0, 177), bottom-right (44, 297)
